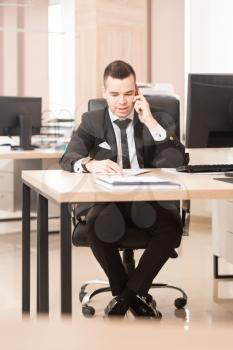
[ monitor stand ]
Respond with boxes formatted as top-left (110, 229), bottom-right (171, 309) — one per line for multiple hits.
top-left (11, 114), bottom-right (35, 150)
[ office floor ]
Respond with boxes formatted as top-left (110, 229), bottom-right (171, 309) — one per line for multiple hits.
top-left (0, 217), bottom-right (233, 349)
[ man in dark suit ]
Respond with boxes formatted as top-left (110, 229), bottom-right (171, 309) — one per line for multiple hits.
top-left (60, 60), bottom-right (188, 318)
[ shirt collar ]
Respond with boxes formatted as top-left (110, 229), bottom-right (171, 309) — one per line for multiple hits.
top-left (108, 108), bottom-right (134, 123)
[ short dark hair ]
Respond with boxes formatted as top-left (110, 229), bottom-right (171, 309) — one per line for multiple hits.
top-left (103, 60), bottom-right (136, 86)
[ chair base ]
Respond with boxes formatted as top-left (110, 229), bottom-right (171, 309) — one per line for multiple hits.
top-left (79, 279), bottom-right (187, 317)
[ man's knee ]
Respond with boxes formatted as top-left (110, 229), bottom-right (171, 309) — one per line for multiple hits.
top-left (86, 203), bottom-right (126, 243)
top-left (153, 203), bottom-right (183, 246)
top-left (130, 202), bottom-right (157, 228)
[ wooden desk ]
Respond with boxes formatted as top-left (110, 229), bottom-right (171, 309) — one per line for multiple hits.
top-left (0, 149), bottom-right (63, 160)
top-left (21, 169), bottom-right (233, 315)
top-left (2, 319), bottom-right (233, 350)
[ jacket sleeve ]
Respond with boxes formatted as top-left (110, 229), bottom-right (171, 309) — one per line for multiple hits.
top-left (152, 134), bottom-right (189, 168)
top-left (59, 113), bottom-right (94, 172)
top-left (145, 111), bottom-right (189, 168)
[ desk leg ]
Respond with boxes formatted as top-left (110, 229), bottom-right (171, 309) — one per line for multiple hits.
top-left (22, 182), bottom-right (31, 313)
top-left (60, 203), bottom-right (72, 314)
top-left (37, 194), bottom-right (49, 313)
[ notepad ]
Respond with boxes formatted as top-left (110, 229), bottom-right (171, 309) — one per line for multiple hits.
top-left (95, 175), bottom-right (180, 189)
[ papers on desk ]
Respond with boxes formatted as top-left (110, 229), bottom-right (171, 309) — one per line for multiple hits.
top-left (122, 169), bottom-right (151, 176)
top-left (95, 174), bottom-right (180, 189)
top-left (0, 145), bottom-right (11, 151)
top-left (92, 169), bottom-right (152, 176)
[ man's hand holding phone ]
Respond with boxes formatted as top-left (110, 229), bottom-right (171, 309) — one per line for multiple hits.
top-left (133, 89), bottom-right (158, 130)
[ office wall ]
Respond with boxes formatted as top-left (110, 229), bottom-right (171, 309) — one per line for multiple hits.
top-left (0, 5), bottom-right (18, 95)
top-left (0, 1), bottom-right (49, 111)
top-left (151, 0), bottom-right (185, 134)
top-left (75, 0), bottom-right (149, 120)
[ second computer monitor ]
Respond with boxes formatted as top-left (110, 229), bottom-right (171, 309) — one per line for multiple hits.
top-left (0, 96), bottom-right (42, 150)
top-left (186, 74), bottom-right (233, 148)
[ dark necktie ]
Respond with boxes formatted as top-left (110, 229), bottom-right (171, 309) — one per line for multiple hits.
top-left (114, 119), bottom-right (131, 169)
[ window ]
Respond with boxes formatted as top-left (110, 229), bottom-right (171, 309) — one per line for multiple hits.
top-left (48, 0), bottom-right (75, 119)
top-left (187, 0), bottom-right (233, 73)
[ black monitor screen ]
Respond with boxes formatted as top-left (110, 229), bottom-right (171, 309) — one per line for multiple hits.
top-left (0, 96), bottom-right (42, 150)
top-left (186, 74), bottom-right (233, 148)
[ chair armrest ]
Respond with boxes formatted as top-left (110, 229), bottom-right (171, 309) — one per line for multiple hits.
top-left (182, 200), bottom-right (190, 236)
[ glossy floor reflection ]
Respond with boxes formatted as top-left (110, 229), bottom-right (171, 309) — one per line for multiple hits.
top-left (0, 216), bottom-right (233, 348)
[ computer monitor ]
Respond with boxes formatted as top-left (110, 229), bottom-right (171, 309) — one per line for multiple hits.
top-left (186, 74), bottom-right (233, 148)
top-left (0, 96), bottom-right (42, 150)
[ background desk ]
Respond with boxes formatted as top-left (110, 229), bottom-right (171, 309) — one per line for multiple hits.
top-left (0, 149), bottom-right (63, 225)
top-left (0, 149), bottom-right (63, 160)
top-left (21, 169), bottom-right (233, 315)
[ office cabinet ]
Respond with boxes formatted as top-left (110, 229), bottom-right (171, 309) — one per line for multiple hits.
top-left (0, 153), bottom-right (61, 234)
top-left (0, 149), bottom-right (63, 223)
top-left (212, 200), bottom-right (233, 264)
top-left (0, 159), bottom-right (42, 212)
top-left (0, 160), bottom-right (14, 211)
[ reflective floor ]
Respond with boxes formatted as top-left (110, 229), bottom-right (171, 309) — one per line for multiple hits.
top-left (0, 217), bottom-right (233, 348)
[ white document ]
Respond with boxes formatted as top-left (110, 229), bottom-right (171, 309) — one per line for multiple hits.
top-left (95, 174), bottom-right (180, 189)
top-left (95, 169), bottom-right (152, 176)
top-left (122, 169), bottom-right (151, 176)
top-left (0, 145), bottom-right (11, 151)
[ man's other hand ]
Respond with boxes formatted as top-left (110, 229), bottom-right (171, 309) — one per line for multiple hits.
top-left (86, 159), bottom-right (123, 174)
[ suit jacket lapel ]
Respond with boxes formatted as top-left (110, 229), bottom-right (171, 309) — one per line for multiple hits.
top-left (133, 112), bottom-right (144, 168)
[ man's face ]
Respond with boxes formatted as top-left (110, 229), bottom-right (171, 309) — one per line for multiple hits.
top-left (103, 74), bottom-right (137, 118)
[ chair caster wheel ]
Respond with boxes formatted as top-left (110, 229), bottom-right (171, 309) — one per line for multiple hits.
top-left (82, 305), bottom-right (95, 317)
top-left (79, 291), bottom-right (87, 302)
top-left (174, 308), bottom-right (187, 319)
top-left (174, 297), bottom-right (187, 309)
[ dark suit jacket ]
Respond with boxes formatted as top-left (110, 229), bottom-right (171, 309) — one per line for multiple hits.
top-left (60, 107), bottom-right (189, 172)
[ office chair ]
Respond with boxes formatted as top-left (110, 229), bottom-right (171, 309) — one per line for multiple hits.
top-left (72, 95), bottom-right (190, 317)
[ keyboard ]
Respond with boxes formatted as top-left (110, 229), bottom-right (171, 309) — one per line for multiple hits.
top-left (176, 164), bottom-right (233, 173)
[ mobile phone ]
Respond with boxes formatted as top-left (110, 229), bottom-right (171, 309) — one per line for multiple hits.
top-left (134, 86), bottom-right (142, 112)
